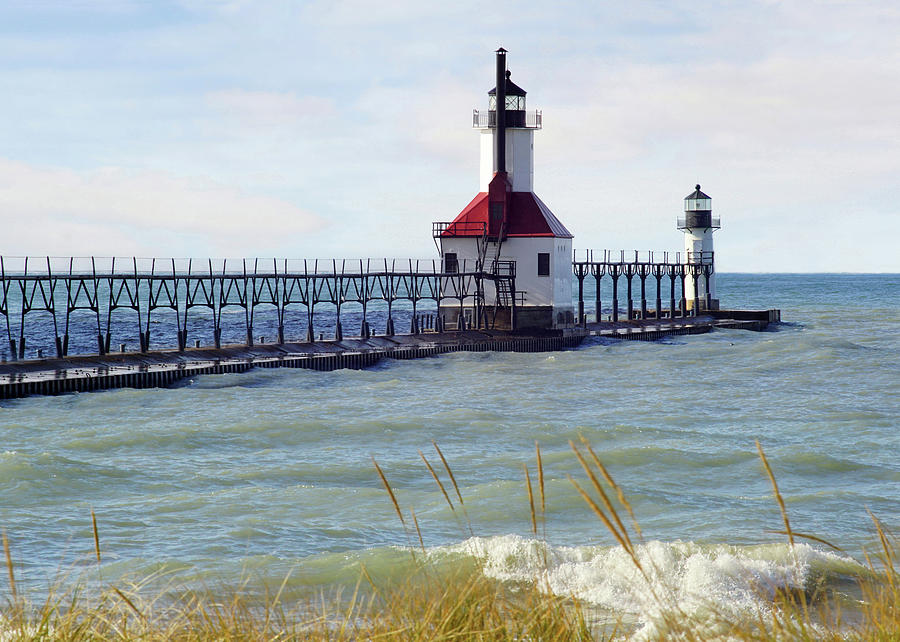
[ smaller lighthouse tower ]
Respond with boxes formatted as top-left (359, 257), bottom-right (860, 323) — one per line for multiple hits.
top-left (678, 184), bottom-right (720, 311)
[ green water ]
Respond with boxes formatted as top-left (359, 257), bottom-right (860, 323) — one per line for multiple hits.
top-left (1, 273), bottom-right (898, 633)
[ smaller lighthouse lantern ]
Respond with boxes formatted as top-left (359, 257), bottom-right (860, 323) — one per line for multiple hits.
top-left (678, 184), bottom-right (721, 311)
top-left (684, 187), bottom-right (712, 215)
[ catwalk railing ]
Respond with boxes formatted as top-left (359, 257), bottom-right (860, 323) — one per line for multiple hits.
top-left (0, 257), bottom-right (513, 361)
top-left (572, 250), bottom-right (715, 325)
top-left (0, 251), bottom-right (715, 360)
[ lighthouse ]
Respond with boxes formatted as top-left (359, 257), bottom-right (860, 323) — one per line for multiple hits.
top-left (678, 184), bottom-right (721, 311)
top-left (434, 48), bottom-right (574, 330)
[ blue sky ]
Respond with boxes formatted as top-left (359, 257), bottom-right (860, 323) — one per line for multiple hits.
top-left (1, 0), bottom-right (898, 271)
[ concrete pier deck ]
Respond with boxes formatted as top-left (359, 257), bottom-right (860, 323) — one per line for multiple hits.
top-left (0, 310), bottom-right (779, 400)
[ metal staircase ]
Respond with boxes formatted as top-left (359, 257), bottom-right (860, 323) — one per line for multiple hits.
top-left (476, 224), bottom-right (489, 271)
top-left (486, 222), bottom-right (519, 329)
top-left (431, 219), bottom-right (519, 330)
top-left (495, 278), bottom-right (512, 307)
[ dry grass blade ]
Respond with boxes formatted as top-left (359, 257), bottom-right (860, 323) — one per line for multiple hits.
top-left (523, 463), bottom-right (537, 536)
top-left (113, 587), bottom-right (145, 621)
top-left (869, 510), bottom-right (894, 565)
top-left (580, 434), bottom-right (642, 540)
top-left (535, 441), bottom-right (545, 515)
top-left (358, 562), bottom-right (382, 599)
top-left (756, 440), bottom-right (794, 547)
top-left (91, 507), bottom-right (101, 564)
top-left (2, 529), bottom-right (15, 602)
top-left (767, 530), bottom-right (844, 553)
top-left (372, 457), bottom-right (406, 528)
top-left (270, 567), bottom-right (293, 611)
top-left (261, 567), bottom-right (294, 634)
top-left (419, 449), bottom-right (454, 511)
top-left (432, 441), bottom-right (463, 506)
top-left (411, 508), bottom-right (426, 555)
top-left (569, 440), bottom-right (634, 554)
top-left (433, 441), bottom-right (474, 537)
top-left (868, 509), bottom-right (896, 590)
top-left (568, 475), bottom-right (643, 574)
top-left (338, 573), bottom-right (364, 639)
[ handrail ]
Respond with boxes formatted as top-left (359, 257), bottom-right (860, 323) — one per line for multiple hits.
top-left (571, 249), bottom-right (715, 266)
top-left (432, 221), bottom-right (487, 238)
top-left (472, 109), bottom-right (542, 129)
top-left (677, 216), bottom-right (721, 230)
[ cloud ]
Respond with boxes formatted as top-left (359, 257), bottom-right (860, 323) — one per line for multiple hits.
top-left (0, 159), bottom-right (325, 257)
top-left (1, 1), bottom-right (898, 270)
top-left (207, 90), bottom-right (337, 127)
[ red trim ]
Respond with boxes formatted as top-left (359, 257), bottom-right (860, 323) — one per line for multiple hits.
top-left (442, 188), bottom-right (573, 238)
top-left (441, 192), bottom-right (488, 236)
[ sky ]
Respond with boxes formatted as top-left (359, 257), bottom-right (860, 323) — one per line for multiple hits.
top-left (1, 0), bottom-right (898, 272)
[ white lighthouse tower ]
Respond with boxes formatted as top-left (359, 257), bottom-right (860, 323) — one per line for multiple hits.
top-left (678, 184), bottom-right (720, 310)
top-left (434, 48), bottom-right (574, 329)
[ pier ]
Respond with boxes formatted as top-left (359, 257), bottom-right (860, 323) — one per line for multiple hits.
top-left (0, 251), bottom-right (779, 400)
top-left (0, 317), bottom-right (777, 400)
top-left (0, 250), bottom-right (730, 362)
top-left (0, 252), bottom-right (779, 400)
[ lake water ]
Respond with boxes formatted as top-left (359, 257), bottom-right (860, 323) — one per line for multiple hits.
top-left (1, 273), bottom-right (898, 635)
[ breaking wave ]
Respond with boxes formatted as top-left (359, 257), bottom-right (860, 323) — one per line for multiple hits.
top-left (429, 534), bottom-right (860, 638)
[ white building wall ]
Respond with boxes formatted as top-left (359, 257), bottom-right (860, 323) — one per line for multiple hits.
top-left (479, 129), bottom-right (534, 192)
top-left (479, 132), bottom-right (493, 192)
top-left (438, 238), bottom-right (481, 274)
top-left (683, 229), bottom-right (717, 303)
top-left (510, 131), bottom-right (534, 192)
top-left (553, 237), bottom-right (574, 313)
top-left (496, 237), bottom-right (554, 307)
top-left (439, 235), bottom-right (573, 325)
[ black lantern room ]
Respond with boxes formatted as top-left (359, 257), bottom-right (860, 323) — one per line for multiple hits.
top-left (682, 184), bottom-right (712, 228)
top-left (488, 70), bottom-right (527, 127)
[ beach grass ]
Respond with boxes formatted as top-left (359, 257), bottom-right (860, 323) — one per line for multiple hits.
top-left (0, 441), bottom-right (896, 640)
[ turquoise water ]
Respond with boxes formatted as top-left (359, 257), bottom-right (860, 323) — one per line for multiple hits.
top-left (1, 273), bottom-right (898, 632)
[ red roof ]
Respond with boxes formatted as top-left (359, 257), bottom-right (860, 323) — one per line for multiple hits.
top-left (442, 190), bottom-right (573, 239)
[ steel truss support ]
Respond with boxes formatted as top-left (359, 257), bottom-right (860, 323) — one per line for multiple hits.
top-left (0, 257), bottom-right (498, 359)
top-left (572, 249), bottom-right (713, 324)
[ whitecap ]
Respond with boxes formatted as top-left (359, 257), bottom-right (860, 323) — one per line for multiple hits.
top-left (428, 534), bottom-right (859, 639)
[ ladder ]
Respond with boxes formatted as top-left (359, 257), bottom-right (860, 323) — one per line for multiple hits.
top-left (475, 223), bottom-right (489, 271)
top-left (489, 224), bottom-right (510, 329)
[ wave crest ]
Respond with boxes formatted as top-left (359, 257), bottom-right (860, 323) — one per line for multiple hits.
top-left (430, 534), bottom-right (858, 637)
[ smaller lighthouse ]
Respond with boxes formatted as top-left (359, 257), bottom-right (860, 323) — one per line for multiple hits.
top-left (678, 184), bottom-right (720, 311)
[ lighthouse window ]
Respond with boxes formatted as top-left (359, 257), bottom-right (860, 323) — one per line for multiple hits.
top-left (537, 253), bottom-right (550, 276)
top-left (490, 203), bottom-right (503, 224)
top-left (444, 253), bottom-right (458, 274)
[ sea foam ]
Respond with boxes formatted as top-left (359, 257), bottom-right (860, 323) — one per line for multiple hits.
top-left (430, 534), bottom-right (858, 638)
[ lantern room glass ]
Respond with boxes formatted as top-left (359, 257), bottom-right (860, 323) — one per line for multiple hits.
top-left (489, 95), bottom-right (526, 111)
top-left (506, 95), bottom-right (525, 110)
top-left (685, 198), bottom-right (712, 211)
